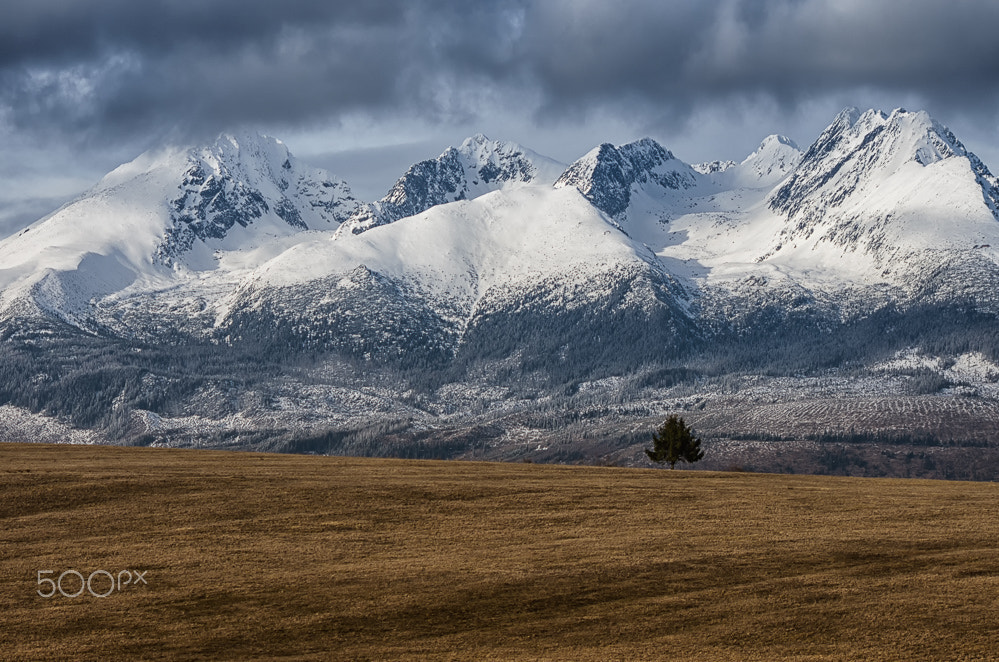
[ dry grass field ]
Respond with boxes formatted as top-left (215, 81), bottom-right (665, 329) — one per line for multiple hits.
top-left (2, 443), bottom-right (999, 661)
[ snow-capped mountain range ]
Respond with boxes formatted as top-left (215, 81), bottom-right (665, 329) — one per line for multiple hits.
top-left (2, 107), bottom-right (999, 472)
top-left (4, 106), bottom-right (999, 356)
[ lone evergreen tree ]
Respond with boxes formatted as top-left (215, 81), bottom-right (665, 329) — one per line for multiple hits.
top-left (645, 414), bottom-right (704, 469)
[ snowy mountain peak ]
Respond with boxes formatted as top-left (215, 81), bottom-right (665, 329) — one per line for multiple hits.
top-left (459, 133), bottom-right (492, 150)
top-left (800, 106), bottom-right (864, 162)
top-left (833, 105), bottom-right (864, 129)
top-left (756, 134), bottom-right (798, 152)
top-left (209, 131), bottom-right (292, 170)
top-left (794, 107), bottom-right (974, 175)
top-left (772, 108), bottom-right (998, 219)
top-left (729, 134), bottom-right (803, 188)
top-left (157, 132), bottom-right (357, 264)
top-left (554, 138), bottom-right (698, 219)
top-left (622, 136), bottom-right (676, 161)
top-left (764, 107), bottom-right (999, 269)
top-left (455, 134), bottom-right (563, 186)
top-left (336, 135), bottom-right (565, 236)
top-left (0, 131), bottom-right (358, 321)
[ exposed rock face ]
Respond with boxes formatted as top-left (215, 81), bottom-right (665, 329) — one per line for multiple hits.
top-left (337, 134), bottom-right (564, 235)
top-left (554, 138), bottom-right (698, 219)
top-left (157, 133), bottom-right (357, 264)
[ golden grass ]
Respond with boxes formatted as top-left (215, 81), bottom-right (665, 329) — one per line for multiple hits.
top-left (2, 443), bottom-right (999, 661)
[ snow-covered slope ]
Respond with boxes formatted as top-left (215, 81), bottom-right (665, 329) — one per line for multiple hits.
top-left (0, 133), bottom-right (356, 325)
top-left (336, 134), bottom-right (564, 235)
top-left (218, 186), bottom-right (695, 366)
top-left (768, 108), bottom-right (999, 260)
top-left (237, 187), bottom-right (674, 303)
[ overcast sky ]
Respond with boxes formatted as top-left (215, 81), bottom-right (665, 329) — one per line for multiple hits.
top-left (3, 0), bottom-right (999, 235)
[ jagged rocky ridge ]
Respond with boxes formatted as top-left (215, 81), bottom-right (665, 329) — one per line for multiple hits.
top-left (158, 133), bottom-right (358, 264)
top-left (553, 138), bottom-right (698, 219)
top-left (770, 108), bottom-right (999, 226)
top-left (337, 134), bottom-right (564, 235)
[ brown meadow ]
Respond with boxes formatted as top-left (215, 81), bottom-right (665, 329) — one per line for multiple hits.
top-left (2, 442), bottom-right (999, 660)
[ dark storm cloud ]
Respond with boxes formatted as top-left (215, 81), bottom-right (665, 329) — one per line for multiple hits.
top-left (0, 0), bottom-right (407, 65)
top-left (0, 0), bottom-right (450, 144)
top-left (2, 0), bottom-right (999, 149)
top-left (517, 0), bottom-right (999, 117)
